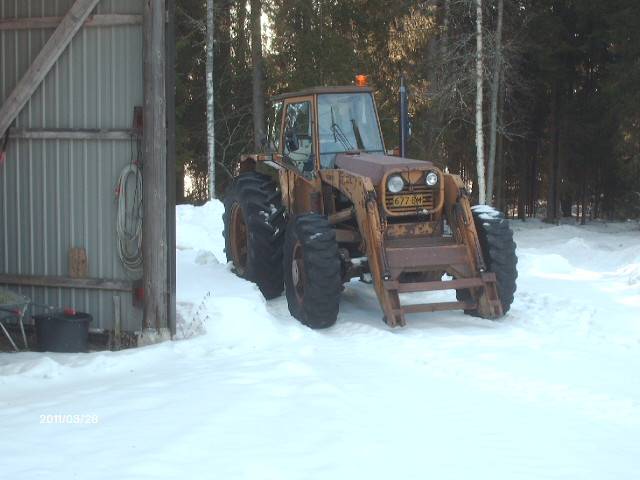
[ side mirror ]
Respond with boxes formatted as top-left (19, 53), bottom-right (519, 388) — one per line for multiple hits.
top-left (260, 134), bottom-right (269, 152)
top-left (285, 128), bottom-right (299, 152)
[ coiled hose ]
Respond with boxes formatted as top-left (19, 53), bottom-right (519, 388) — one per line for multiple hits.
top-left (116, 163), bottom-right (143, 276)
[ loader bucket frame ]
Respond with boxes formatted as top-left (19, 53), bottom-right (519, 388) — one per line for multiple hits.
top-left (319, 169), bottom-right (502, 326)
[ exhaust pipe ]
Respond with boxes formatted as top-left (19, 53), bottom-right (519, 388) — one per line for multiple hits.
top-left (399, 75), bottom-right (409, 158)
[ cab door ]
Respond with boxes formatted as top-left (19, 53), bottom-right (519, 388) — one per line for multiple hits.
top-left (276, 96), bottom-right (323, 215)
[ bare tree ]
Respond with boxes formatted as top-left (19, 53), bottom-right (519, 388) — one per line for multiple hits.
top-left (475, 0), bottom-right (486, 204)
top-left (206, 0), bottom-right (216, 199)
top-left (486, 0), bottom-right (503, 205)
top-left (251, 0), bottom-right (265, 151)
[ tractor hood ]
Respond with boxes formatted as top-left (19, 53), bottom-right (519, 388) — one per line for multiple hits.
top-left (335, 152), bottom-right (434, 184)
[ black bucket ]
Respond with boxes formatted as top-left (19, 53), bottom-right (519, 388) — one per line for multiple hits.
top-left (34, 312), bottom-right (92, 353)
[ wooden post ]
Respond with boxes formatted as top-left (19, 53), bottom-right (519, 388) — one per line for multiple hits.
top-left (141, 0), bottom-right (169, 342)
top-left (166, 0), bottom-right (177, 337)
top-left (0, 0), bottom-right (101, 139)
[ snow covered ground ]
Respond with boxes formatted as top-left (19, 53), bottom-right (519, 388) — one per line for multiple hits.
top-left (1, 202), bottom-right (639, 479)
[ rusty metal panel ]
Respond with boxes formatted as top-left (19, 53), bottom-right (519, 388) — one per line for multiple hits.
top-left (385, 244), bottom-right (469, 270)
top-left (0, 0), bottom-right (144, 331)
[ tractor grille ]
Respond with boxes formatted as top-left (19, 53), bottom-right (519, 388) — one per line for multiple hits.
top-left (385, 183), bottom-right (438, 215)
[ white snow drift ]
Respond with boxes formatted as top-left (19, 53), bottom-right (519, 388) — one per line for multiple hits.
top-left (1, 201), bottom-right (639, 479)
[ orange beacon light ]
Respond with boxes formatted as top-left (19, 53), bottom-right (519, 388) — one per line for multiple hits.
top-left (355, 75), bottom-right (368, 87)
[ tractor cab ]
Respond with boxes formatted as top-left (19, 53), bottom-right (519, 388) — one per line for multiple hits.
top-left (267, 86), bottom-right (384, 175)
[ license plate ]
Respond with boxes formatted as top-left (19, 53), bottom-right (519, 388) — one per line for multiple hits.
top-left (391, 194), bottom-right (428, 207)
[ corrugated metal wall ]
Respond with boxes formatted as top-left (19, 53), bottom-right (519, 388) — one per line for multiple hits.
top-left (0, 0), bottom-right (144, 331)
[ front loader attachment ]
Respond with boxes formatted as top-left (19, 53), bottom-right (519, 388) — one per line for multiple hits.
top-left (320, 169), bottom-right (506, 328)
top-left (378, 238), bottom-right (503, 327)
top-left (367, 174), bottom-right (504, 327)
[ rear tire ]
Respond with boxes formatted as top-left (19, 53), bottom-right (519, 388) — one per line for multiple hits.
top-left (457, 206), bottom-right (518, 316)
top-left (223, 172), bottom-right (285, 299)
top-left (284, 214), bottom-right (342, 329)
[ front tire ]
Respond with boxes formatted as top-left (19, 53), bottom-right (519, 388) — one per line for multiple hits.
top-left (457, 206), bottom-right (518, 316)
top-left (223, 172), bottom-right (285, 299)
top-left (284, 214), bottom-right (342, 329)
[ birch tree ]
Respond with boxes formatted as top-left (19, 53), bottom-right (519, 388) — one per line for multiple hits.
top-left (475, 0), bottom-right (486, 204)
top-left (206, 0), bottom-right (216, 199)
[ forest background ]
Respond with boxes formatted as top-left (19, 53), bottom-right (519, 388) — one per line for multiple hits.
top-left (175, 0), bottom-right (640, 222)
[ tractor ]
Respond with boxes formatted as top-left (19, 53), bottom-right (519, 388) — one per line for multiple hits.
top-left (223, 83), bottom-right (517, 328)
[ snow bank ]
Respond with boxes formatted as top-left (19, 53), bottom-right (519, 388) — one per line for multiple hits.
top-left (472, 203), bottom-right (504, 221)
top-left (1, 204), bottom-right (639, 480)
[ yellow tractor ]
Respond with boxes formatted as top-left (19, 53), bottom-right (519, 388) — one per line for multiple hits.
top-left (223, 83), bottom-right (517, 328)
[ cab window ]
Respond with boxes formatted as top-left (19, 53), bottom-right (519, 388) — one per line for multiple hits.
top-left (317, 93), bottom-right (384, 168)
top-left (283, 101), bottom-right (314, 173)
top-left (268, 101), bottom-right (283, 152)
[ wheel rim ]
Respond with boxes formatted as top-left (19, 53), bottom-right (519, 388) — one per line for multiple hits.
top-left (229, 202), bottom-right (248, 275)
top-left (291, 241), bottom-right (305, 302)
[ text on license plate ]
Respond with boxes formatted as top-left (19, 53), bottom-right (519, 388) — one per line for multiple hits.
top-left (391, 194), bottom-right (428, 207)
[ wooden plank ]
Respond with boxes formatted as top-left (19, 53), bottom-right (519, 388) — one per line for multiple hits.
top-left (9, 128), bottom-right (138, 141)
top-left (0, 14), bottom-right (142, 31)
top-left (68, 248), bottom-right (89, 278)
top-left (402, 301), bottom-right (476, 314)
top-left (142, 0), bottom-right (168, 334)
top-left (0, 0), bottom-right (102, 139)
top-left (385, 277), bottom-right (485, 293)
top-left (0, 274), bottom-right (132, 292)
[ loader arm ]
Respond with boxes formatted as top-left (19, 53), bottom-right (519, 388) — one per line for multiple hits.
top-left (320, 169), bottom-right (401, 323)
top-left (443, 174), bottom-right (485, 274)
top-left (443, 173), bottom-right (504, 318)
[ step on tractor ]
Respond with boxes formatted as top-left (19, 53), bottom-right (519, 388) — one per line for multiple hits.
top-left (223, 83), bottom-right (517, 328)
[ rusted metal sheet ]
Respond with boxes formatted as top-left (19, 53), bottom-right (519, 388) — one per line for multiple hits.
top-left (335, 152), bottom-right (434, 184)
top-left (385, 221), bottom-right (440, 239)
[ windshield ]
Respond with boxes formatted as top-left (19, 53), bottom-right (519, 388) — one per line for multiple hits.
top-left (318, 93), bottom-right (384, 168)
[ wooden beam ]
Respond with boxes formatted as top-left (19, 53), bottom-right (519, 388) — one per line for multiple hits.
top-left (0, 14), bottom-right (142, 31)
top-left (9, 128), bottom-right (138, 141)
top-left (0, 274), bottom-right (132, 292)
top-left (166, 0), bottom-right (178, 337)
top-left (0, 0), bottom-right (102, 139)
top-left (384, 277), bottom-right (485, 293)
top-left (402, 301), bottom-right (477, 314)
top-left (142, 0), bottom-right (168, 335)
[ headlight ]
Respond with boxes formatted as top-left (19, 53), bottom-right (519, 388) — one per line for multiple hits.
top-left (425, 171), bottom-right (438, 186)
top-left (387, 175), bottom-right (405, 193)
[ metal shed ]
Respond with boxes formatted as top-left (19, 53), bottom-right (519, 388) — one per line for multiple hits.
top-left (0, 0), bottom-right (175, 343)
